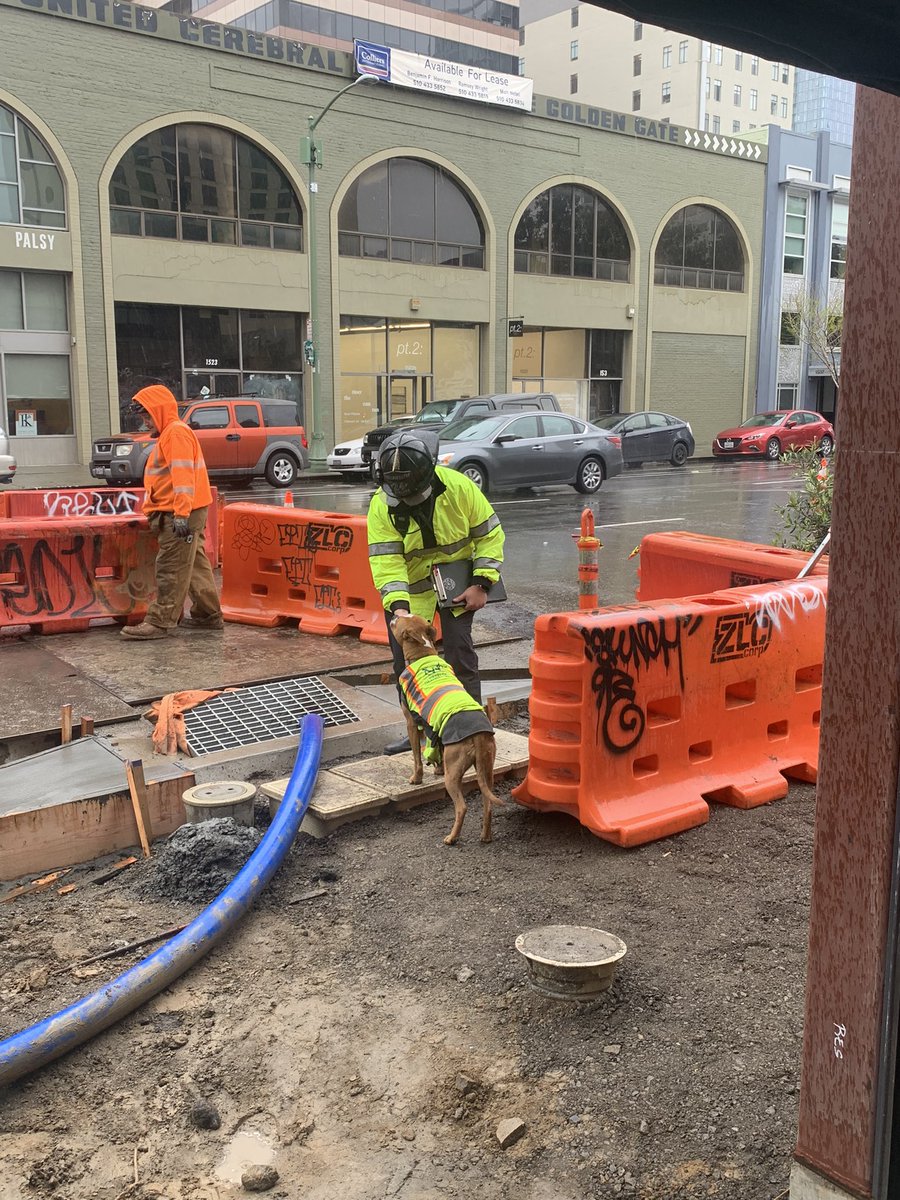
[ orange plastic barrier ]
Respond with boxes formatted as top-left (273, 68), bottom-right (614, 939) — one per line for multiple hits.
top-left (636, 531), bottom-right (827, 603)
top-left (0, 487), bottom-right (220, 566)
top-left (513, 576), bottom-right (827, 847)
top-left (220, 503), bottom-right (388, 643)
top-left (0, 516), bottom-right (158, 634)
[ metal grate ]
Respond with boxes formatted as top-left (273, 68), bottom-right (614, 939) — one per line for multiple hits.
top-left (183, 676), bottom-right (359, 755)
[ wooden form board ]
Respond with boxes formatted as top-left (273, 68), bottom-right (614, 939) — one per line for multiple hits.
top-left (0, 774), bottom-right (194, 882)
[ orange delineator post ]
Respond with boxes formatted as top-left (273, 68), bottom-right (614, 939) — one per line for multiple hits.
top-left (513, 576), bottom-right (826, 848)
top-left (220, 502), bottom-right (388, 643)
top-left (573, 508), bottom-right (601, 610)
top-left (0, 516), bottom-right (158, 634)
top-left (636, 531), bottom-right (827, 603)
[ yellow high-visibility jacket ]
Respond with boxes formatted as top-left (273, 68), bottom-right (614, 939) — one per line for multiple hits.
top-left (367, 467), bottom-right (505, 619)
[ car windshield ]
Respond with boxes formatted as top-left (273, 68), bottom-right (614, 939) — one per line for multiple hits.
top-left (592, 414), bottom-right (625, 430)
top-left (739, 413), bottom-right (785, 428)
top-left (414, 400), bottom-right (463, 423)
top-left (441, 415), bottom-right (508, 442)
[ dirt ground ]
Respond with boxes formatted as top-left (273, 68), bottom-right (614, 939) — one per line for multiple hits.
top-left (0, 705), bottom-right (815, 1200)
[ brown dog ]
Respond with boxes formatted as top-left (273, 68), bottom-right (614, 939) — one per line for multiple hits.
top-left (391, 613), bottom-right (503, 845)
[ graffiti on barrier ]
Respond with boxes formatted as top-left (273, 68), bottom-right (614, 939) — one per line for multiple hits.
top-left (752, 582), bottom-right (826, 633)
top-left (0, 535), bottom-right (139, 620)
top-left (710, 612), bottom-right (772, 663)
top-left (305, 522), bottom-right (353, 553)
top-left (314, 584), bottom-right (341, 610)
top-left (43, 489), bottom-right (142, 518)
top-left (731, 571), bottom-right (764, 588)
top-left (232, 514), bottom-right (276, 560)
top-left (581, 615), bottom-right (703, 754)
top-left (284, 554), bottom-right (313, 587)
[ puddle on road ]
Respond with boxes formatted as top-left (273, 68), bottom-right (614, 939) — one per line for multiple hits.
top-left (216, 1129), bottom-right (277, 1185)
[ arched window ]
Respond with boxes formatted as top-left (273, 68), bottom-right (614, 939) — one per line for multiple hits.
top-left (514, 185), bottom-right (630, 280)
top-left (654, 204), bottom-right (744, 291)
top-left (110, 125), bottom-right (302, 252)
top-left (338, 158), bottom-right (485, 269)
top-left (0, 103), bottom-right (65, 228)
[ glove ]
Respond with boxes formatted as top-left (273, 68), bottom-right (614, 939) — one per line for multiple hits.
top-left (172, 516), bottom-right (192, 542)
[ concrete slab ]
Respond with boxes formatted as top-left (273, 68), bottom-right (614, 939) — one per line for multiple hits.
top-left (0, 640), bottom-right (135, 740)
top-left (43, 623), bottom-right (397, 705)
top-left (356, 678), bottom-right (531, 708)
top-left (261, 772), bottom-right (391, 839)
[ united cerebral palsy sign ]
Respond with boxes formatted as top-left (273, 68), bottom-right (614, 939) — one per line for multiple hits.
top-left (355, 40), bottom-right (533, 111)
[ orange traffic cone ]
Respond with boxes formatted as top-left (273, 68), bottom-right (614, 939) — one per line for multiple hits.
top-left (283, 490), bottom-right (294, 507)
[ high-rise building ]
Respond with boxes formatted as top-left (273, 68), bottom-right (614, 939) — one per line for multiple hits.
top-left (520, 1), bottom-right (794, 134)
top-left (792, 69), bottom-right (855, 144)
top-left (148, 0), bottom-right (522, 76)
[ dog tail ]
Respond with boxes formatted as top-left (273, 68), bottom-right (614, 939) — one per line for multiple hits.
top-left (475, 733), bottom-right (504, 807)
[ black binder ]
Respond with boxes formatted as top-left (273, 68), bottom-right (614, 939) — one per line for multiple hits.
top-left (432, 561), bottom-right (507, 608)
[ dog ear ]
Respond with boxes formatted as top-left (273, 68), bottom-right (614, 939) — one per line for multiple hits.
top-left (426, 624), bottom-right (438, 643)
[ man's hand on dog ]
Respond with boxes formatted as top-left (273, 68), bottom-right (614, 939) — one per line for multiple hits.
top-left (452, 585), bottom-right (488, 613)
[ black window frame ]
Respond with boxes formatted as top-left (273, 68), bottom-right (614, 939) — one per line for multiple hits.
top-left (513, 184), bottom-right (631, 282)
top-left (654, 204), bottom-right (745, 292)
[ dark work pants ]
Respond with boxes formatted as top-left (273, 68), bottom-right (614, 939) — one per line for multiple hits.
top-left (385, 608), bottom-right (482, 704)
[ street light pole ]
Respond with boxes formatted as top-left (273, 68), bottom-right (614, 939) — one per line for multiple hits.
top-left (301, 73), bottom-right (378, 464)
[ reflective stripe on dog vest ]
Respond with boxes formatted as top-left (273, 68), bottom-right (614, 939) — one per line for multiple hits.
top-left (398, 655), bottom-right (483, 738)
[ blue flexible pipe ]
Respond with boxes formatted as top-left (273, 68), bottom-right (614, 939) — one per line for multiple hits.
top-left (0, 714), bottom-right (324, 1089)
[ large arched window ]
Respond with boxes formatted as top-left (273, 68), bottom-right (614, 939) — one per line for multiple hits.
top-left (110, 124), bottom-right (302, 252)
top-left (338, 158), bottom-right (485, 269)
top-left (0, 103), bottom-right (65, 228)
top-left (514, 185), bottom-right (630, 281)
top-left (654, 204), bottom-right (744, 291)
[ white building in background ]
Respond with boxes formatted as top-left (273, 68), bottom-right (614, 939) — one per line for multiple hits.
top-left (520, 1), bottom-right (794, 135)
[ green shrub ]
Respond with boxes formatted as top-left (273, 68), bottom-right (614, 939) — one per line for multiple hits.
top-left (772, 447), bottom-right (833, 551)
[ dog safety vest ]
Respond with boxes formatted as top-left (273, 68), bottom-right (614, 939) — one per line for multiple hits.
top-left (399, 655), bottom-right (484, 738)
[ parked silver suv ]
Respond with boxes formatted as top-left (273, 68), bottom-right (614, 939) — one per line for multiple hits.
top-left (0, 425), bottom-right (17, 484)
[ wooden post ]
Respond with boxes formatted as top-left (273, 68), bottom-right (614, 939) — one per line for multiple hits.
top-left (80, 716), bottom-right (95, 738)
top-left (124, 760), bottom-right (153, 858)
top-left (60, 704), bottom-right (73, 745)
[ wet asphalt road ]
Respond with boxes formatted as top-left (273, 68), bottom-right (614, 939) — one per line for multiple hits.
top-left (221, 459), bottom-right (803, 614)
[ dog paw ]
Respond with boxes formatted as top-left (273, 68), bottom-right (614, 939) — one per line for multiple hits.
top-left (481, 834), bottom-right (493, 844)
top-left (443, 834), bottom-right (459, 846)
top-left (409, 773), bottom-right (423, 785)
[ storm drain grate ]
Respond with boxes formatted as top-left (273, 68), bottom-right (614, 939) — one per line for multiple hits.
top-left (183, 676), bottom-right (359, 755)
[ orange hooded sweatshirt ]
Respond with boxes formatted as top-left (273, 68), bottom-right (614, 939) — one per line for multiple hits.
top-left (133, 385), bottom-right (213, 519)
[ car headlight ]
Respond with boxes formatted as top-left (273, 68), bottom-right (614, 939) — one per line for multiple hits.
top-left (438, 452), bottom-right (455, 465)
top-left (115, 444), bottom-right (134, 457)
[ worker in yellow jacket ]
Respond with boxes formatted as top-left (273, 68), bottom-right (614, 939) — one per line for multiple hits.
top-left (121, 384), bottom-right (222, 641)
top-left (367, 429), bottom-right (505, 753)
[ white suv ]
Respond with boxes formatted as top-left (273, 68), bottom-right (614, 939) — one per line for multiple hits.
top-left (0, 425), bottom-right (16, 484)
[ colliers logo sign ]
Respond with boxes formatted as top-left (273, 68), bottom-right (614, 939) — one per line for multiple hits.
top-left (355, 39), bottom-right (534, 111)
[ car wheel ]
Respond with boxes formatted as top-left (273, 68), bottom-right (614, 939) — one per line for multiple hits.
top-left (818, 434), bottom-right (834, 455)
top-left (265, 453), bottom-right (299, 487)
top-left (458, 461), bottom-right (488, 492)
top-left (574, 456), bottom-right (604, 494)
top-left (765, 438), bottom-right (782, 462)
top-left (670, 442), bottom-right (689, 467)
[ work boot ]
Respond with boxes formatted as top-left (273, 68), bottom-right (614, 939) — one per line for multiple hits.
top-left (383, 734), bottom-right (412, 756)
top-left (182, 614), bottom-right (225, 630)
top-left (121, 621), bottom-right (167, 640)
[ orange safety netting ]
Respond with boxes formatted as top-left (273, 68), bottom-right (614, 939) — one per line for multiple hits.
top-left (144, 690), bottom-right (228, 755)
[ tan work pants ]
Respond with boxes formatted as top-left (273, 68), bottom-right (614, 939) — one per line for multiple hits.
top-left (145, 507), bottom-right (221, 630)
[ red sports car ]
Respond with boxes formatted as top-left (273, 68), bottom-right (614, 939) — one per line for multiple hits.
top-left (712, 410), bottom-right (834, 460)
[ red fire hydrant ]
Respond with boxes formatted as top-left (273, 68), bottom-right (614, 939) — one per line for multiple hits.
top-left (573, 508), bottom-right (601, 610)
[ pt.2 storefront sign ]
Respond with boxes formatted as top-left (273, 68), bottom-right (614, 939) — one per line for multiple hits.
top-left (508, 319), bottom-right (525, 338)
top-left (355, 40), bottom-right (534, 112)
top-left (4, 0), bottom-right (351, 76)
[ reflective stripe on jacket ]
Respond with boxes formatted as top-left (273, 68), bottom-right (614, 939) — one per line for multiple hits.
top-left (367, 466), bottom-right (505, 618)
top-left (399, 655), bottom-right (484, 737)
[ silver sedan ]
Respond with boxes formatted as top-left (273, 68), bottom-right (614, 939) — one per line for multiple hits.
top-left (436, 411), bottom-right (623, 494)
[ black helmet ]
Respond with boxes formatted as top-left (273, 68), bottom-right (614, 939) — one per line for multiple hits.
top-left (375, 429), bottom-right (438, 504)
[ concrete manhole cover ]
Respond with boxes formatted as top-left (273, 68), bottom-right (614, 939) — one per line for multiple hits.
top-left (515, 924), bottom-right (627, 1000)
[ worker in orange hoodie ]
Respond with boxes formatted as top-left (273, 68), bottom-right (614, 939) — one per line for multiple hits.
top-left (121, 384), bottom-right (223, 641)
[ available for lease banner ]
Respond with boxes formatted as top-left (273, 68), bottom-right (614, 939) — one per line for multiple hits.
top-left (355, 40), bottom-right (533, 111)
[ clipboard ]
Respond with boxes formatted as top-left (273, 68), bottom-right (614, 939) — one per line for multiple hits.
top-left (431, 561), bottom-right (507, 608)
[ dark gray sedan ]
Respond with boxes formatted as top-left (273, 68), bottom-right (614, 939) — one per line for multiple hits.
top-left (436, 411), bottom-right (624, 494)
top-left (592, 411), bottom-right (695, 467)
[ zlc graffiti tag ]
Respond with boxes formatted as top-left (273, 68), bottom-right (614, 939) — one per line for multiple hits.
top-left (580, 615), bottom-right (702, 754)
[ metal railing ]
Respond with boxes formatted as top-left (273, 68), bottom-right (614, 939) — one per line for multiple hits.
top-left (653, 264), bottom-right (744, 292)
top-left (513, 250), bottom-right (630, 282)
top-left (110, 207), bottom-right (303, 252)
top-left (337, 231), bottom-right (484, 270)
